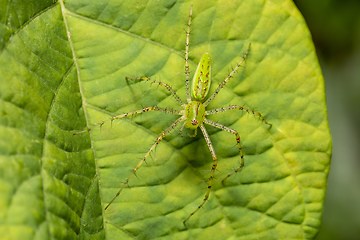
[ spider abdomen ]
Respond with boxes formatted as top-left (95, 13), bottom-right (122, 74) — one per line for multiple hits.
top-left (191, 52), bottom-right (211, 101)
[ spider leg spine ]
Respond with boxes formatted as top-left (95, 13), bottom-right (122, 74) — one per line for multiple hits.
top-left (183, 124), bottom-right (217, 225)
top-left (205, 105), bottom-right (271, 126)
top-left (185, 5), bottom-right (193, 103)
top-left (105, 116), bottom-right (186, 210)
top-left (203, 43), bottom-right (251, 107)
top-left (74, 107), bottom-right (182, 135)
top-left (203, 118), bottom-right (245, 184)
top-left (126, 76), bottom-right (185, 106)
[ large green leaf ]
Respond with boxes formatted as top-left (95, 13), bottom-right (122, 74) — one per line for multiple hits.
top-left (0, 0), bottom-right (332, 239)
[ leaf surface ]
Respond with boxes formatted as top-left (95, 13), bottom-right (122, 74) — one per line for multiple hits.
top-left (0, 0), bottom-right (332, 239)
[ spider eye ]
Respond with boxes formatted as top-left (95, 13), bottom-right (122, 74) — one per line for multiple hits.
top-left (191, 119), bottom-right (198, 125)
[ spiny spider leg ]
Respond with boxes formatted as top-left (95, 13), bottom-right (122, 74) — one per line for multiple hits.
top-left (203, 43), bottom-right (251, 107)
top-left (183, 124), bottom-right (217, 225)
top-left (178, 122), bottom-right (187, 137)
top-left (73, 107), bottom-right (182, 135)
top-left (185, 5), bottom-right (193, 103)
top-left (126, 76), bottom-right (186, 107)
top-left (206, 105), bottom-right (272, 127)
top-left (203, 119), bottom-right (245, 183)
top-left (186, 128), bottom-right (197, 138)
top-left (105, 115), bottom-right (186, 210)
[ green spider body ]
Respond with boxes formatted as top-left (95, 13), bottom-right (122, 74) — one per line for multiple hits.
top-left (184, 52), bottom-right (211, 130)
top-left (74, 6), bottom-right (271, 226)
top-left (185, 101), bottom-right (205, 130)
top-left (191, 52), bottom-right (211, 101)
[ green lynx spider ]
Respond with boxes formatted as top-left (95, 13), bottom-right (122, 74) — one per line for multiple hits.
top-left (75, 6), bottom-right (271, 225)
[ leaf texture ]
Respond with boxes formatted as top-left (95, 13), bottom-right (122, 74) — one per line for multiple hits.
top-left (0, 0), bottom-right (332, 239)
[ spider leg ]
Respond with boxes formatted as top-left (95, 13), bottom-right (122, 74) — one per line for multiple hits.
top-left (205, 105), bottom-right (272, 127)
top-left (203, 119), bottom-right (244, 184)
top-left (126, 76), bottom-right (185, 107)
top-left (74, 107), bottom-right (182, 135)
top-left (105, 115), bottom-right (186, 210)
top-left (185, 5), bottom-right (193, 103)
top-left (186, 128), bottom-right (197, 138)
top-left (183, 124), bottom-right (217, 225)
top-left (203, 43), bottom-right (251, 107)
top-left (178, 121), bottom-right (186, 137)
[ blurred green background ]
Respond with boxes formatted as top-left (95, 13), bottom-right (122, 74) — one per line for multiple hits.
top-left (293, 0), bottom-right (360, 239)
